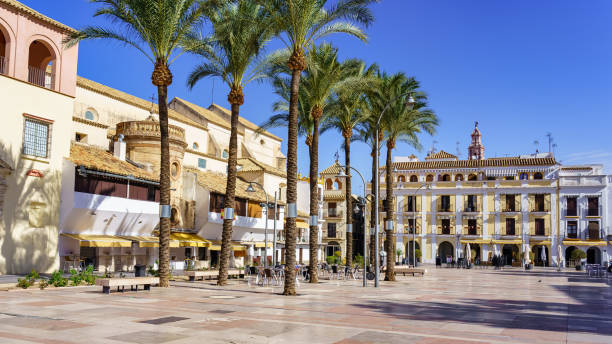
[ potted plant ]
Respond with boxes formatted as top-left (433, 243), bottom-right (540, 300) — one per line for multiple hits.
top-left (526, 252), bottom-right (535, 270)
top-left (571, 250), bottom-right (586, 270)
top-left (396, 248), bottom-right (403, 265)
top-left (414, 249), bottom-right (422, 267)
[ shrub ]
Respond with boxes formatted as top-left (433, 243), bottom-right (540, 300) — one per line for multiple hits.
top-left (414, 249), bottom-right (422, 258)
top-left (69, 269), bottom-right (83, 286)
top-left (26, 269), bottom-right (40, 282)
top-left (326, 256), bottom-right (336, 265)
top-left (16, 278), bottom-right (32, 289)
top-left (571, 250), bottom-right (586, 261)
top-left (49, 271), bottom-right (68, 287)
top-left (81, 265), bottom-right (96, 285)
top-left (354, 254), bottom-right (364, 266)
top-left (39, 279), bottom-right (49, 290)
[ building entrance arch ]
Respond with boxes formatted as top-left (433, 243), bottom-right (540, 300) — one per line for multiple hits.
top-left (587, 247), bottom-right (601, 265)
top-left (502, 244), bottom-right (518, 266)
top-left (438, 241), bottom-right (454, 263)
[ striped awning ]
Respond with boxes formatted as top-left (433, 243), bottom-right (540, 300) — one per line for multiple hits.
top-left (296, 220), bottom-right (309, 229)
top-left (492, 239), bottom-right (522, 245)
top-left (485, 168), bottom-right (517, 177)
top-left (120, 236), bottom-right (180, 248)
top-left (209, 241), bottom-right (245, 251)
top-left (61, 234), bottom-right (132, 248)
top-left (562, 240), bottom-right (607, 247)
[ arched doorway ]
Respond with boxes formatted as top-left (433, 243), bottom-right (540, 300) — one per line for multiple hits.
top-left (0, 24), bottom-right (7, 74)
top-left (438, 241), bottom-right (454, 263)
top-left (464, 243), bottom-right (481, 262)
top-left (28, 40), bottom-right (55, 89)
top-left (587, 247), bottom-right (601, 264)
top-left (565, 246), bottom-right (577, 267)
top-left (502, 244), bottom-right (518, 266)
top-left (532, 245), bottom-right (549, 267)
top-left (406, 241), bottom-right (421, 265)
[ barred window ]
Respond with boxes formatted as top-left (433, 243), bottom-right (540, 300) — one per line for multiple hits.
top-left (23, 118), bottom-right (50, 158)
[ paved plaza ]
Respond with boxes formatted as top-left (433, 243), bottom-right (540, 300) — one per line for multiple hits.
top-left (0, 267), bottom-right (611, 344)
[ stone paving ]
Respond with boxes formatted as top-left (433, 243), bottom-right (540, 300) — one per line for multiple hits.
top-left (0, 267), bottom-right (611, 343)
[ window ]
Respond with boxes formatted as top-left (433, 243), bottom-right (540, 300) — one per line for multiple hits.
top-left (455, 174), bottom-right (464, 181)
top-left (234, 198), bottom-right (247, 217)
top-left (534, 218), bottom-right (545, 235)
top-left (325, 179), bottom-right (333, 190)
top-left (192, 142), bottom-right (199, 150)
top-left (426, 174), bottom-right (434, 182)
top-left (567, 221), bottom-right (577, 238)
top-left (23, 118), bottom-right (50, 158)
top-left (505, 194), bottom-right (516, 212)
top-left (520, 173), bottom-right (529, 180)
top-left (222, 150), bottom-right (229, 159)
top-left (468, 174), bottom-right (478, 181)
top-left (467, 219), bottom-right (477, 235)
top-left (505, 176), bottom-right (515, 180)
top-left (198, 158), bottom-right (206, 169)
top-left (406, 218), bottom-right (415, 233)
top-left (533, 172), bottom-right (543, 180)
top-left (171, 162), bottom-right (180, 178)
top-left (438, 174), bottom-right (450, 182)
top-left (587, 197), bottom-right (599, 216)
top-left (209, 193), bottom-right (225, 213)
top-left (506, 218), bottom-right (515, 235)
top-left (588, 221), bottom-right (600, 239)
top-left (566, 197), bottom-right (577, 216)
top-left (75, 132), bottom-right (87, 143)
top-left (397, 175), bottom-right (406, 183)
top-left (486, 176), bottom-right (496, 180)
top-left (405, 196), bottom-right (415, 212)
top-left (247, 201), bottom-right (262, 218)
top-left (85, 110), bottom-right (95, 121)
top-left (534, 194), bottom-right (545, 212)
top-left (441, 219), bottom-right (450, 234)
top-left (198, 247), bottom-right (208, 260)
top-left (328, 202), bottom-right (337, 217)
top-left (410, 175), bottom-right (418, 182)
top-left (465, 195), bottom-right (477, 212)
top-left (327, 223), bottom-right (337, 238)
top-left (439, 195), bottom-right (450, 212)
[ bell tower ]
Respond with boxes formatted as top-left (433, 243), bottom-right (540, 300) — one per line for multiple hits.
top-left (468, 121), bottom-right (485, 160)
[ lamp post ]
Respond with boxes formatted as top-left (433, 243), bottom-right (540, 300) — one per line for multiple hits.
top-left (374, 92), bottom-right (416, 287)
top-left (410, 183), bottom-right (430, 267)
top-left (246, 182), bottom-right (269, 268)
top-left (335, 165), bottom-right (372, 287)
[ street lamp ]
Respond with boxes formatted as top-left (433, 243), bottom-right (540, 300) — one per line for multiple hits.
top-left (336, 166), bottom-right (372, 287)
top-left (246, 182), bottom-right (269, 268)
top-left (374, 91), bottom-right (416, 287)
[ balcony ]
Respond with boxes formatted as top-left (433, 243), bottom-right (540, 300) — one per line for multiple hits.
top-left (28, 65), bottom-right (54, 89)
top-left (530, 206), bottom-right (549, 213)
top-left (323, 208), bottom-right (343, 218)
top-left (404, 227), bottom-right (421, 235)
top-left (502, 207), bottom-right (519, 213)
top-left (436, 227), bottom-right (455, 235)
top-left (560, 175), bottom-right (607, 187)
top-left (463, 227), bottom-right (482, 236)
top-left (0, 56), bottom-right (6, 75)
top-left (463, 205), bottom-right (479, 213)
top-left (437, 206), bottom-right (453, 213)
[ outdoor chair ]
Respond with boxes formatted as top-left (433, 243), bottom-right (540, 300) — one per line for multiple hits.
top-left (263, 268), bottom-right (277, 286)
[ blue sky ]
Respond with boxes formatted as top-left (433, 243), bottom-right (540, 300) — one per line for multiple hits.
top-left (23, 0), bottom-right (612, 192)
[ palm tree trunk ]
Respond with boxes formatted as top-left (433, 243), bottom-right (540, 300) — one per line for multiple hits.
top-left (384, 142), bottom-right (395, 281)
top-left (344, 134), bottom-right (352, 268)
top-left (283, 68), bottom-right (301, 295)
top-left (218, 101), bottom-right (240, 286)
top-left (157, 84), bottom-right (171, 288)
top-left (308, 120), bottom-right (319, 283)
top-left (369, 145), bottom-right (376, 268)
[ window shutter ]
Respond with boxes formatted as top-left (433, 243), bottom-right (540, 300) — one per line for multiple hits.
top-left (500, 216), bottom-right (506, 234)
top-left (528, 195), bottom-right (534, 212)
top-left (501, 195), bottom-right (506, 211)
top-left (450, 195), bottom-right (455, 212)
top-left (515, 195), bottom-right (521, 212)
top-left (528, 215), bottom-right (534, 235)
top-left (544, 194), bottom-right (551, 212)
top-left (416, 195), bottom-right (421, 212)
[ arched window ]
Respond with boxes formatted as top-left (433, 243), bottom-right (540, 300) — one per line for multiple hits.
top-left (222, 150), bottom-right (229, 159)
top-left (455, 174), bottom-right (464, 181)
top-left (334, 179), bottom-right (342, 190)
top-left (192, 142), bottom-right (199, 150)
top-left (505, 176), bottom-right (515, 181)
top-left (325, 179), bottom-right (333, 190)
top-left (520, 173), bottom-right (529, 180)
top-left (533, 172), bottom-right (543, 180)
top-left (85, 111), bottom-right (95, 120)
top-left (0, 25), bottom-right (8, 75)
top-left (442, 174), bottom-right (451, 181)
top-left (27, 40), bottom-right (55, 89)
top-left (410, 175), bottom-right (418, 182)
top-left (426, 174), bottom-right (434, 182)
top-left (468, 174), bottom-right (478, 181)
top-left (397, 175), bottom-right (406, 183)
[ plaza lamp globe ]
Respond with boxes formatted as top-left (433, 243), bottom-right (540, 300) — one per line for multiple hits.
top-left (406, 94), bottom-right (416, 110)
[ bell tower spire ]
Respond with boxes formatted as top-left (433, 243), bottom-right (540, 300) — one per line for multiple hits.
top-left (468, 121), bottom-right (485, 160)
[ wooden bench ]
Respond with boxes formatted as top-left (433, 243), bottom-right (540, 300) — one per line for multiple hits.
top-left (185, 269), bottom-right (242, 281)
top-left (394, 267), bottom-right (426, 276)
top-left (95, 277), bottom-right (159, 294)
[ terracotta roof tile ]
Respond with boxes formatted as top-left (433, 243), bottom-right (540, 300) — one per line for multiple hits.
top-left (237, 158), bottom-right (286, 177)
top-left (321, 161), bottom-right (342, 175)
top-left (76, 77), bottom-right (207, 131)
top-left (387, 157), bottom-right (557, 171)
top-left (425, 150), bottom-right (457, 160)
top-left (323, 190), bottom-right (346, 201)
top-left (187, 167), bottom-right (282, 205)
top-left (1, 0), bottom-right (76, 33)
top-left (68, 143), bottom-right (158, 182)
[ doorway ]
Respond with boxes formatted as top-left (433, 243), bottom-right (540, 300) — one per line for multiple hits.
top-left (587, 247), bottom-right (601, 264)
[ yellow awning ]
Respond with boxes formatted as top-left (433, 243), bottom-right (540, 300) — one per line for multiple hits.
top-left (530, 240), bottom-right (551, 246)
top-left (209, 241), bottom-right (244, 251)
top-left (119, 236), bottom-right (180, 248)
top-left (61, 234), bottom-right (132, 248)
top-left (460, 239), bottom-right (491, 244)
top-left (563, 240), bottom-right (607, 247)
top-left (296, 221), bottom-right (310, 229)
top-left (170, 233), bottom-right (211, 247)
top-left (492, 239), bottom-right (522, 245)
top-left (254, 242), bottom-right (273, 248)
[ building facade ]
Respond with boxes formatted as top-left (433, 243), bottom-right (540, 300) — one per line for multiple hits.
top-left (371, 124), bottom-right (611, 267)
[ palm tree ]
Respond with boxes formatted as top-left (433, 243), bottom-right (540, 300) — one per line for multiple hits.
top-left (322, 62), bottom-right (377, 268)
top-left (259, 0), bottom-right (376, 295)
top-left (65, 0), bottom-right (218, 287)
top-left (374, 73), bottom-right (438, 281)
top-left (185, 0), bottom-right (272, 286)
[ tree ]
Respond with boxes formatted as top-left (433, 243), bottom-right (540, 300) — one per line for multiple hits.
top-left (259, 0), bottom-right (376, 295)
top-left (65, 0), bottom-right (219, 287)
top-left (186, 0), bottom-right (272, 285)
top-left (373, 72), bottom-right (438, 281)
top-left (322, 62), bottom-right (377, 268)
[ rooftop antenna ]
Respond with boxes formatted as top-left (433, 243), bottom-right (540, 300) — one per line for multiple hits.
top-left (333, 150), bottom-right (339, 163)
top-left (533, 140), bottom-right (540, 154)
top-left (552, 143), bottom-right (558, 156)
top-left (429, 140), bottom-right (438, 155)
top-left (546, 132), bottom-right (554, 153)
top-left (455, 141), bottom-right (461, 158)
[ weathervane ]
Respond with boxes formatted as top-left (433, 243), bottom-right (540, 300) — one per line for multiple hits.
top-left (334, 150), bottom-right (339, 162)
